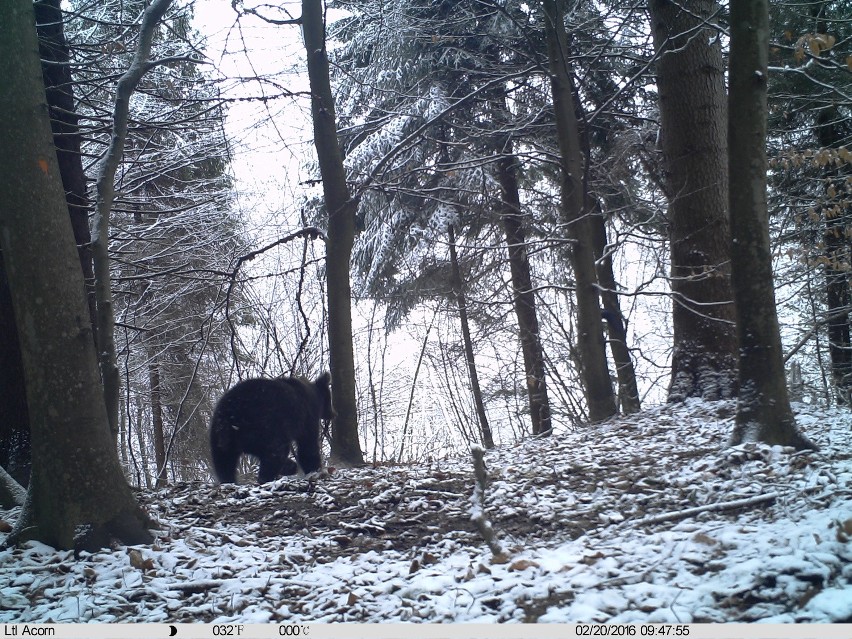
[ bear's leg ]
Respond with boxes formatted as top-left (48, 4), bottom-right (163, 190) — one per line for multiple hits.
top-left (257, 452), bottom-right (293, 483)
top-left (294, 432), bottom-right (322, 475)
top-left (279, 456), bottom-right (299, 476)
top-left (211, 444), bottom-right (240, 484)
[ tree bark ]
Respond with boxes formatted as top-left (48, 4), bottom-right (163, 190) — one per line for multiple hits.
top-left (0, 465), bottom-right (26, 509)
top-left (806, 3), bottom-right (850, 405)
top-left (35, 0), bottom-right (96, 340)
top-left (302, 0), bottom-right (364, 466)
top-left (448, 224), bottom-right (495, 449)
top-left (727, 0), bottom-right (815, 450)
top-left (496, 149), bottom-right (553, 435)
top-left (542, 0), bottom-right (617, 422)
top-left (814, 106), bottom-right (852, 403)
top-left (150, 361), bottom-right (167, 488)
top-left (0, 0), bottom-right (95, 489)
top-left (592, 211), bottom-right (641, 413)
top-left (648, 0), bottom-right (739, 402)
top-left (0, 254), bottom-right (31, 487)
top-left (0, 0), bottom-right (153, 551)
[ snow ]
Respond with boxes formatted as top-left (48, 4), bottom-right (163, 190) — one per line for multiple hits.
top-left (1, 399), bottom-right (850, 623)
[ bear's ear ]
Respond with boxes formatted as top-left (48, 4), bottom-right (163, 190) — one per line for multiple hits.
top-left (316, 371), bottom-right (331, 387)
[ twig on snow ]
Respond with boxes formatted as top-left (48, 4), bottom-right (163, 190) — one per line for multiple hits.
top-left (630, 492), bottom-right (778, 528)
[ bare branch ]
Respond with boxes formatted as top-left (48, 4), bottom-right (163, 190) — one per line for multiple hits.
top-left (91, 0), bottom-right (175, 437)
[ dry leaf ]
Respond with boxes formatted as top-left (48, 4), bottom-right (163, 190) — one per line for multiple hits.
top-left (491, 552), bottom-right (511, 565)
top-left (509, 558), bottom-right (540, 572)
top-left (128, 548), bottom-right (154, 571)
top-left (693, 532), bottom-right (718, 546)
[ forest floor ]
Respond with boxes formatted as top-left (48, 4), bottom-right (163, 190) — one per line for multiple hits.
top-left (1, 398), bottom-right (851, 624)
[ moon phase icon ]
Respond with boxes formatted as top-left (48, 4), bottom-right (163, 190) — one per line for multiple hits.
top-left (168, 625), bottom-right (177, 637)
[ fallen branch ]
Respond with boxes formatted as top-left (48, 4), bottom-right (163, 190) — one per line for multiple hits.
top-left (470, 445), bottom-right (506, 560)
top-left (630, 492), bottom-right (778, 528)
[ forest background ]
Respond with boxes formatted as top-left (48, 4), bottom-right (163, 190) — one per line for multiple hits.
top-left (1, 0), bottom-right (850, 507)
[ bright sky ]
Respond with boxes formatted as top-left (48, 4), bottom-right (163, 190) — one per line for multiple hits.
top-left (192, 0), bottom-right (314, 224)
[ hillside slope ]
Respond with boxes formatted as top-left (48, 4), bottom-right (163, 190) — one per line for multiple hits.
top-left (1, 399), bottom-right (851, 623)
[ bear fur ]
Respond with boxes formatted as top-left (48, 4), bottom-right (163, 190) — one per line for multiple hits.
top-left (209, 372), bottom-right (333, 484)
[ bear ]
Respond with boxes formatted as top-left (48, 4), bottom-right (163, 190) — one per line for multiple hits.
top-left (208, 372), bottom-right (334, 484)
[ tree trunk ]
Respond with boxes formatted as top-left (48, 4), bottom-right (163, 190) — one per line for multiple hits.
top-left (727, 0), bottom-right (815, 450)
top-left (167, 354), bottom-right (212, 482)
top-left (397, 316), bottom-right (434, 461)
top-left (91, 0), bottom-right (174, 441)
top-left (448, 224), bottom-right (495, 449)
top-left (542, 0), bottom-right (617, 422)
top-left (0, 0), bottom-right (96, 489)
top-left (0, 465), bottom-right (26, 509)
top-left (34, 0), bottom-right (96, 341)
top-left (150, 361), bottom-right (167, 488)
top-left (0, 253), bottom-right (31, 487)
top-left (302, 0), bottom-right (364, 466)
top-left (592, 211), bottom-right (642, 413)
top-left (496, 149), bottom-right (553, 436)
top-left (135, 396), bottom-right (153, 489)
top-left (814, 106), bottom-right (852, 404)
top-left (0, 0), bottom-right (153, 551)
top-left (569, 65), bottom-right (641, 416)
top-left (648, 0), bottom-right (739, 402)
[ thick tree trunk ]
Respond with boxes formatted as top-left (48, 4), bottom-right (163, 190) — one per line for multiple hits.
top-left (0, 254), bottom-right (31, 487)
top-left (35, 0), bottom-right (96, 340)
top-left (727, 0), bottom-right (815, 450)
top-left (0, 0), bottom-right (153, 551)
top-left (448, 225), bottom-right (495, 449)
top-left (648, 0), bottom-right (739, 402)
top-left (302, 0), bottom-right (364, 466)
top-left (0, 0), bottom-right (95, 489)
top-left (542, 0), bottom-right (617, 422)
top-left (496, 149), bottom-right (553, 436)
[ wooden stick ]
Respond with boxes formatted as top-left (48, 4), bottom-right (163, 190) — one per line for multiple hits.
top-left (630, 492), bottom-right (778, 527)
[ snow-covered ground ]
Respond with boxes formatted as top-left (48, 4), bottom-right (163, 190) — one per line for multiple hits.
top-left (1, 399), bottom-right (850, 623)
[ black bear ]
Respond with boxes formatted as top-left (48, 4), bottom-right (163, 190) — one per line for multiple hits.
top-left (209, 372), bottom-right (334, 484)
